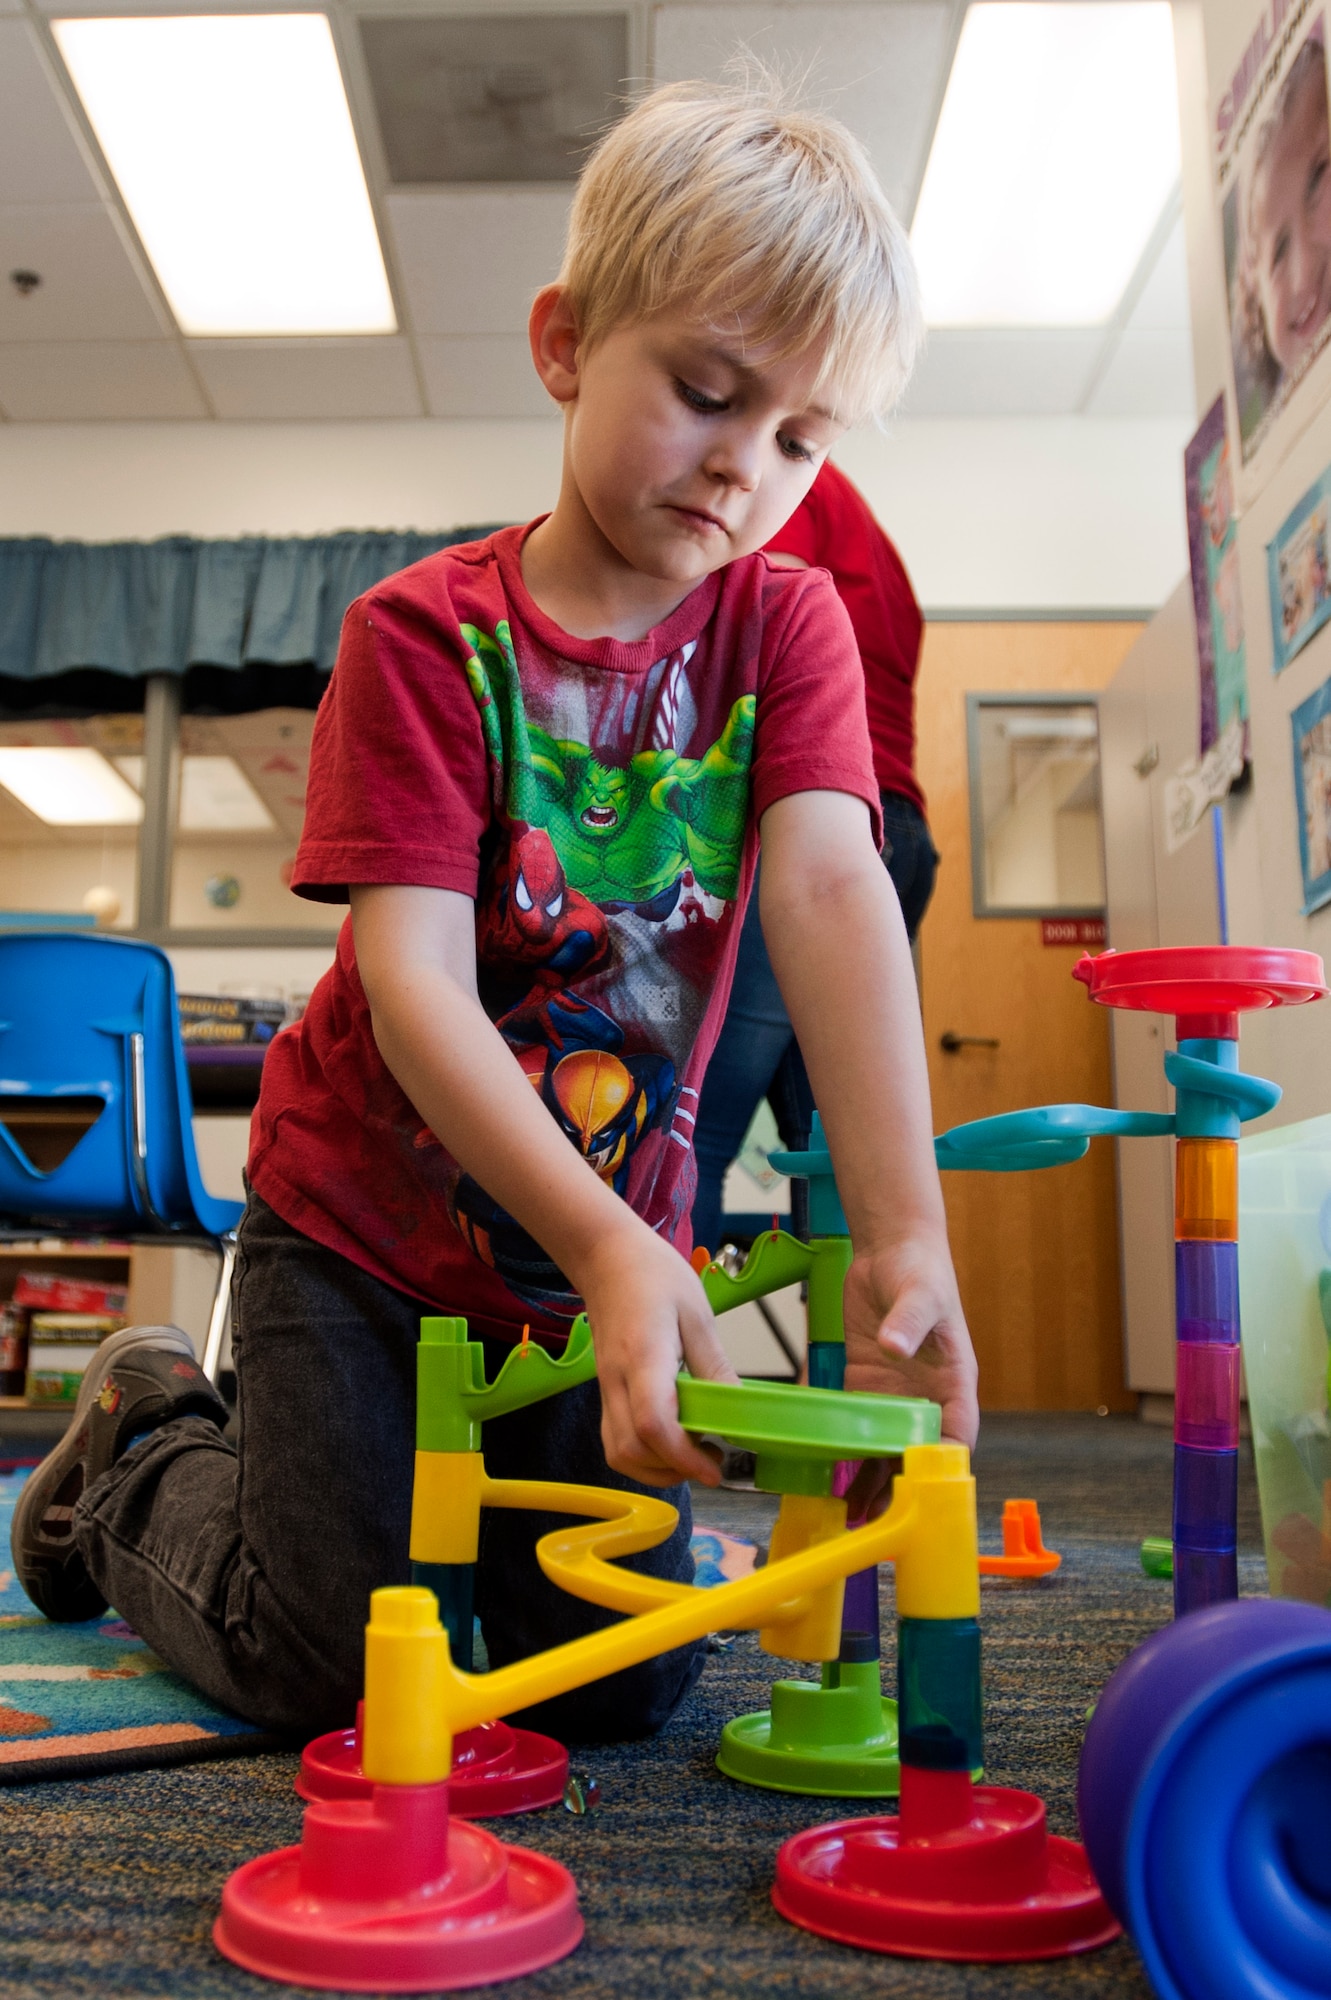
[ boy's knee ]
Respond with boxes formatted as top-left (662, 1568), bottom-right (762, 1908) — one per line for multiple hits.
top-left (509, 1638), bottom-right (705, 1744)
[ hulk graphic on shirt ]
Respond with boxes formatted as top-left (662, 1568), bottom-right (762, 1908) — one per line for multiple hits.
top-left (461, 621), bottom-right (753, 907)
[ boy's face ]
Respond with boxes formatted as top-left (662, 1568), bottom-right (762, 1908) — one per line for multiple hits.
top-left (554, 304), bottom-right (847, 588)
top-left (1250, 63), bottom-right (1331, 374)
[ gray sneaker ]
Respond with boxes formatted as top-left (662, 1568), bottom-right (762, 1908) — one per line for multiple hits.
top-left (11, 1324), bottom-right (228, 1623)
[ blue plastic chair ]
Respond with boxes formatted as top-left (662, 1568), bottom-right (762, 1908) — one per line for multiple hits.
top-left (0, 933), bottom-right (245, 1380)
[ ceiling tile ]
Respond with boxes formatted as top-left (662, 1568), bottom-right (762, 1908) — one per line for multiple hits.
top-left (1084, 329), bottom-right (1196, 418)
top-left (1124, 214), bottom-right (1191, 335)
top-left (650, 3), bottom-right (954, 218)
top-left (901, 329), bottom-right (1103, 416)
top-left (0, 205), bottom-right (168, 340)
top-left (416, 334), bottom-right (556, 418)
top-left (0, 340), bottom-right (206, 419)
top-left (0, 21), bottom-right (102, 204)
top-left (387, 189), bottom-right (571, 336)
top-left (189, 337), bottom-right (423, 419)
top-left (360, 12), bottom-right (627, 184)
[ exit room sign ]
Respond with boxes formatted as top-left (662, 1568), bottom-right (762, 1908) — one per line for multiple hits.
top-left (1041, 918), bottom-right (1107, 948)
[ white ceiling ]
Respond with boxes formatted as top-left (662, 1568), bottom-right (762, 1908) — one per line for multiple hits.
top-left (0, 0), bottom-right (1196, 424)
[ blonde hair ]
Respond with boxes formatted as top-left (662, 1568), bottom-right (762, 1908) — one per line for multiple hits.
top-left (559, 74), bottom-right (923, 424)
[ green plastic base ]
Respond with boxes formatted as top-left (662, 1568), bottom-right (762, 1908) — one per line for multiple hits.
top-left (715, 1661), bottom-right (901, 1797)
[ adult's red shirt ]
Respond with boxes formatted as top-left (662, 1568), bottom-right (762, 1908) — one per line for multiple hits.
top-left (249, 523), bottom-right (879, 1338)
top-left (764, 460), bottom-right (926, 814)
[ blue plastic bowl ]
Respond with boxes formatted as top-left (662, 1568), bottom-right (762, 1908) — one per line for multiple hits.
top-left (1078, 1598), bottom-right (1331, 2000)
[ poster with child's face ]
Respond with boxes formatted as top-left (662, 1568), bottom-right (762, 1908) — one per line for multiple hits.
top-left (1219, 11), bottom-right (1331, 471)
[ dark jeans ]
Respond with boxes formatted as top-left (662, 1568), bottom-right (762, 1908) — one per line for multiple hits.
top-left (691, 792), bottom-right (938, 1256)
top-left (72, 1193), bottom-right (703, 1739)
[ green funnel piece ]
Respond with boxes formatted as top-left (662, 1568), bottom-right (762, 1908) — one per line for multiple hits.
top-left (717, 1661), bottom-right (900, 1797)
top-left (676, 1377), bottom-right (940, 1495)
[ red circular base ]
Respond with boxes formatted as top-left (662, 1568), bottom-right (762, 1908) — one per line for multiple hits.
top-left (297, 1717), bottom-right (568, 1817)
top-left (773, 1781), bottom-right (1120, 1962)
top-left (215, 1782), bottom-right (582, 1992)
top-left (1074, 946), bottom-right (1326, 1037)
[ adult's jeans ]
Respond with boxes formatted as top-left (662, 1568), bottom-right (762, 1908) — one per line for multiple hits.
top-left (691, 792), bottom-right (938, 1256)
top-left (72, 1192), bottom-right (703, 1739)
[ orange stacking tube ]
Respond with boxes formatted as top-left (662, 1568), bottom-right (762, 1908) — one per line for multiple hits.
top-left (1174, 1138), bottom-right (1238, 1242)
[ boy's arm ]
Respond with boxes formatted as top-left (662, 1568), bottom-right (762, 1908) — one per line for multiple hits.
top-left (350, 884), bottom-right (737, 1488)
top-left (758, 791), bottom-right (979, 1453)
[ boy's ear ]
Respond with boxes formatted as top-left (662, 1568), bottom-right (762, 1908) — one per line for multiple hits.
top-left (529, 285), bottom-right (582, 406)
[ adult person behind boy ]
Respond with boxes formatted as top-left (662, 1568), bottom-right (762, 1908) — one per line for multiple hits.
top-left (690, 462), bottom-right (937, 1259)
top-left (14, 76), bottom-right (978, 1743)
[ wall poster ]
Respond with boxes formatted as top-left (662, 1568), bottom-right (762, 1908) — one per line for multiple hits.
top-left (1291, 671), bottom-right (1331, 909)
top-left (1184, 397), bottom-right (1250, 751)
top-left (1268, 466), bottom-right (1331, 668)
top-left (1217, 1), bottom-right (1331, 494)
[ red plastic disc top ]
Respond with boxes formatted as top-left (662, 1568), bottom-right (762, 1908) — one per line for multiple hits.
top-left (1074, 946), bottom-right (1327, 1038)
top-left (215, 1781), bottom-right (582, 1992)
top-left (773, 1768), bottom-right (1119, 1963)
top-left (297, 1712), bottom-right (568, 1817)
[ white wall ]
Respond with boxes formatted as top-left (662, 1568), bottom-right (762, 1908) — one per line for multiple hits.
top-left (1163, 0), bottom-right (1331, 1123)
top-left (1099, 0), bottom-right (1331, 1386)
top-left (0, 412), bottom-right (1191, 613)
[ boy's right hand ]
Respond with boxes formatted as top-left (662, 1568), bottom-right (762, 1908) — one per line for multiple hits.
top-left (575, 1224), bottom-right (740, 1489)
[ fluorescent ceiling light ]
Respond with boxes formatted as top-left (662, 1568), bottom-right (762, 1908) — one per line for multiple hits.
top-left (116, 755), bottom-right (275, 832)
top-left (911, 3), bottom-right (1180, 326)
top-left (0, 748), bottom-right (144, 826)
top-left (53, 14), bottom-right (395, 336)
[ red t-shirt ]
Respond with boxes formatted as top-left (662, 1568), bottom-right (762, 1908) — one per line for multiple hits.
top-left (763, 461), bottom-right (926, 814)
top-left (249, 522), bottom-right (879, 1338)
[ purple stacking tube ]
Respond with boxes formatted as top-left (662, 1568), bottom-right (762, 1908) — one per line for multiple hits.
top-left (1174, 1443), bottom-right (1238, 1549)
top-left (837, 1565), bottom-right (880, 1665)
top-left (1174, 1241), bottom-right (1239, 1342)
top-left (1172, 1544), bottom-right (1238, 1605)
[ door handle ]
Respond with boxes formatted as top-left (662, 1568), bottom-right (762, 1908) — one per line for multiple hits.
top-left (940, 1032), bottom-right (1000, 1052)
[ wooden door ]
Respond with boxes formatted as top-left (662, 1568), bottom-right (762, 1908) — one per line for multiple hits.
top-left (916, 623), bottom-right (1143, 1411)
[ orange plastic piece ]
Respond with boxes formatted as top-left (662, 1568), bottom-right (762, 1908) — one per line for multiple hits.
top-left (1174, 1137), bottom-right (1238, 1241)
top-left (690, 1246), bottom-right (712, 1275)
top-left (977, 1499), bottom-right (1061, 1579)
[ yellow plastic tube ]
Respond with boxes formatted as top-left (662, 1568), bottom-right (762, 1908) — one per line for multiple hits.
top-left (417, 1466), bottom-right (942, 1755)
top-left (409, 1450), bottom-right (485, 1565)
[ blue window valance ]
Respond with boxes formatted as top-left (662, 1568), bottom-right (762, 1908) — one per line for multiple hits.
top-left (0, 529), bottom-right (498, 682)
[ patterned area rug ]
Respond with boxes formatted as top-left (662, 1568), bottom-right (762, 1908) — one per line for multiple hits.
top-left (0, 1470), bottom-right (283, 1783)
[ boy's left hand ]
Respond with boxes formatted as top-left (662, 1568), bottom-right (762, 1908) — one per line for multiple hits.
top-left (841, 1233), bottom-right (978, 1520)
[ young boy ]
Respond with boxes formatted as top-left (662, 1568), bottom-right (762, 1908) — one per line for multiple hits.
top-left (14, 76), bottom-right (978, 1740)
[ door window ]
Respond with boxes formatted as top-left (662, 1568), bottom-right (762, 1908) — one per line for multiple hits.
top-left (967, 695), bottom-right (1106, 917)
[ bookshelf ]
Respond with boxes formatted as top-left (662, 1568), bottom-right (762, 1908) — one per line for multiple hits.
top-left (0, 1239), bottom-right (219, 1407)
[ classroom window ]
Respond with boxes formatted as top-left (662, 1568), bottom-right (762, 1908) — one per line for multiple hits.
top-left (0, 714), bottom-right (145, 930)
top-left (0, 674), bottom-right (338, 946)
top-left (967, 694), bottom-right (1106, 918)
top-left (158, 709), bottom-right (325, 933)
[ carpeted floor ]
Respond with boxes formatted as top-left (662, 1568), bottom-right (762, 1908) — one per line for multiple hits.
top-left (0, 1414), bottom-right (1266, 2000)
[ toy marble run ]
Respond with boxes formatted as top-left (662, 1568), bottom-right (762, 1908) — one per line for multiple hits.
top-left (216, 1343), bottom-right (1114, 1990)
top-left (935, 945), bottom-right (1327, 1620)
top-left (297, 1117), bottom-right (1058, 1819)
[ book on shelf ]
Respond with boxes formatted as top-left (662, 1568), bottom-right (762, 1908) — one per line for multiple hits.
top-left (12, 1272), bottom-right (128, 1317)
top-left (24, 1312), bottom-right (125, 1405)
top-left (177, 995), bottom-right (288, 1047)
top-left (0, 1304), bottom-right (26, 1397)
